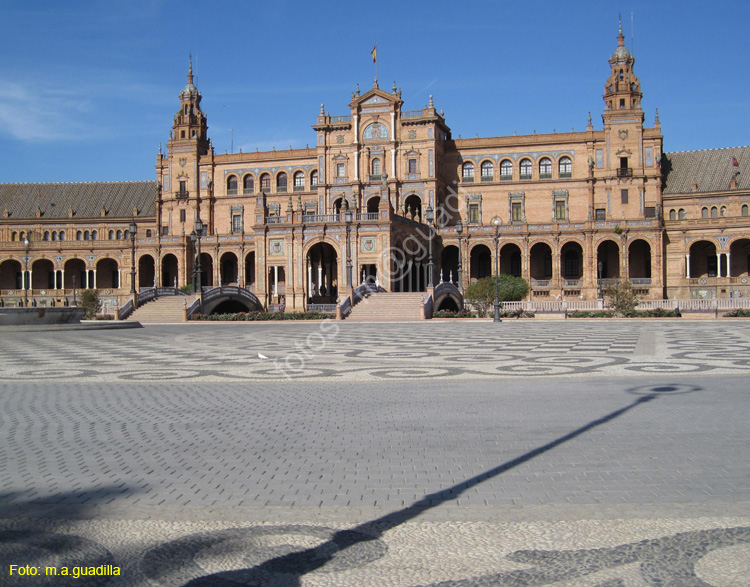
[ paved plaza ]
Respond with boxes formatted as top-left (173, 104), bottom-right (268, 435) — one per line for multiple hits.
top-left (1, 320), bottom-right (749, 585)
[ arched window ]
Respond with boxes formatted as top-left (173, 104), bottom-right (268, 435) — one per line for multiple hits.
top-left (83, 230), bottom-right (90, 240)
top-left (276, 172), bottom-right (288, 192)
top-left (108, 230), bottom-right (114, 240)
top-left (293, 171), bottom-right (305, 190)
top-left (559, 156), bottom-right (572, 177)
top-left (260, 173), bottom-right (271, 191)
top-left (711, 206), bottom-right (718, 218)
top-left (679, 209), bottom-right (686, 219)
top-left (462, 162), bottom-right (475, 180)
top-left (52, 231), bottom-right (58, 241)
top-left (480, 161), bottom-right (494, 181)
top-left (226, 175), bottom-right (238, 195)
top-left (11, 231), bottom-right (17, 241)
top-left (539, 158), bottom-right (552, 178)
top-left (76, 231), bottom-right (83, 241)
top-left (91, 230), bottom-right (97, 240)
top-left (146, 229), bottom-right (152, 238)
top-left (310, 170), bottom-right (318, 187)
top-left (669, 209), bottom-right (676, 220)
top-left (742, 204), bottom-right (749, 217)
top-left (371, 158), bottom-right (382, 176)
top-left (519, 158), bottom-right (532, 180)
top-left (124, 230), bottom-right (129, 240)
top-left (500, 160), bottom-right (513, 180)
top-left (720, 206), bottom-right (727, 217)
top-left (243, 175), bottom-right (254, 194)
top-left (701, 207), bottom-right (709, 219)
top-left (43, 231), bottom-right (50, 241)
top-left (59, 231), bottom-right (65, 241)
top-left (116, 230), bottom-right (123, 239)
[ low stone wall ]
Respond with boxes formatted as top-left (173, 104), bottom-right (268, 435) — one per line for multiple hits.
top-left (0, 307), bottom-right (86, 326)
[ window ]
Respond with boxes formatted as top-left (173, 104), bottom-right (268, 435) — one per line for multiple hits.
top-left (555, 200), bottom-right (566, 221)
top-left (559, 157), bottom-right (572, 178)
top-left (408, 158), bottom-right (418, 174)
top-left (711, 206), bottom-right (718, 218)
top-left (469, 203), bottom-right (480, 223)
top-left (116, 230), bottom-right (123, 239)
top-left (310, 170), bottom-right (318, 187)
top-left (500, 159), bottom-right (513, 180)
top-left (83, 231), bottom-right (90, 241)
top-left (179, 180), bottom-right (187, 194)
top-left (243, 175), bottom-right (254, 194)
top-left (293, 171), bottom-right (305, 191)
top-left (669, 209), bottom-right (676, 220)
top-left (702, 207), bottom-right (709, 219)
top-left (43, 231), bottom-right (49, 241)
top-left (76, 231), bottom-right (82, 241)
top-left (462, 162), bottom-right (475, 181)
top-left (595, 208), bottom-right (606, 220)
top-left (336, 163), bottom-right (346, 178)
top-left (621, 189), bottom-right (629, 204)
top-left (91, 230), bottom-right (97, 240)
top-left (720, 206), bottom-right (727, 217)
top-left (59, 231), bottom-right (65, 241)
top-left (539, 158), bottom-right (552, 179)
top-left (146, 229), bottom-right (152, 238)
top-left (481, 161), bottom-right (493, 181)
top-left (519, 159), bottom-right (532, 180)
top-left (276, 172), bottom-right (288, 192)
top-left (511, 201), bottom-right (523, 222)
top-left (108, 230), bottom-right (114, 240)
top-left (260, 173), bottom-right (271, 190)
top-left (644, 207), bottom-right (656, 218)
top-left (371, 158), bottom-right (381, 176)
top-left (619, 98), bottom-right (626, 108)
top-left (161, 226), bottom-right (168, 236)
top-left (51, 231), bottom-right (58, 241)
top-left (742, 204), bottom-right (749, 217)
top-left (679, 208), bottom-right (686, 219)
top-left (232, 214), bottom-right (243, 233)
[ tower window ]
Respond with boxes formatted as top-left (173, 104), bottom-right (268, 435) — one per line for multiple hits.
top-left (480, 161), bottom-right (494, 181)
top-left (500, 159), bottom-right (513, 180)
top-left (180, 209), bottom-right (186, 223)
top-left (559, 157), bottom-right (572, 178)
top-left (181, 131), bottom-right (185, 138)
top-left (408, 158), bottom-right (418, 174)
top-left (371, 158), bottom-right (381, 176)
top-left (462, 162), bottom-right (475, 181)
top-left (294, 171), bottom-right (305, 191)
top-left (243, 174), bottom-right (254, 194)
top-left (619, 99), bottom-right (626, 108)
top-left (276, 172), bottom-right (288, 193)
top-left (260, 173), bottom-right (271, 190)
top-left (311, 170), bottom-right (318, 187)
top-left (519, 159), bottom-right (532, 180)
top-left (539, 158), bottom-right (552, 179)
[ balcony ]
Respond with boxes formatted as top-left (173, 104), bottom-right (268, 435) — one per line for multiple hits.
top-left (227, 189), bottom-right (238, 196)
top-left (276, 186), bottom-right (287, 193)
top-left (531, 279), bottom-right (551, 288)
top-left (462, 175), bottom-right (474, 183)
top-left (564, 279), bottom-right (583, 288)
top-left (176, 190), bottom-right (189, 200)
top-left (265, 216), bottom-right (283, 224)
top-left (293, 185), bottom-right (305, 192)
top-left (357, 212), bottom-right (378, 221)
top-left (481, 175), bottom-right (493, 182)
top-left (368, 174), bottom-right (382, 182)
top-left (559, 172), bottom-right (572, 178)
top-left (617, 167), bottom-right (633, 178)
top-left (539, 173), bottom-right (552, 180)
top-left (500, 175), bottom-right (513, 181)
top-left (520, 174), bottom-right (532, 181)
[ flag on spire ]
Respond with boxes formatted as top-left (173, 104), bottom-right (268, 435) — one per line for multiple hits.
top-left (371, 44), bottom-right (377, 63)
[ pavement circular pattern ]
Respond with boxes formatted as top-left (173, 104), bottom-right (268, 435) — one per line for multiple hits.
top-left (139, 525), bottom-right (388, 586)
top-left (0, 530), bottom-right (115, 586)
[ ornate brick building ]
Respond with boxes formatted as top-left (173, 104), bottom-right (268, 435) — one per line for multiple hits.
top-left (1, 26), bottom-right (748, 312)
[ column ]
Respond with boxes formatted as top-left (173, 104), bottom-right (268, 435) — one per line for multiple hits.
top-left (686, 254), bottom-right (691, 278)
top-left (407, 260), bottom-right (413, 292)
top-left (317, 261), bottom-right (323, 296)
top-left (391, 148), bottom-right (396, 177)
top-left (93, 269), bottom-right (97, 289)
top-left (117, 270), bottom-right (122, 289)
top-left (355, 151), bottom-right (359, 182)
top-left (60, 269), bottom-right (64, 290)
top-left (727, 251), bottom-right (732, 278)
top-left (273, 265), bottom-right (279, 298)
top-left (716, 253), bottom-right (721, 278)
top-left (307, 262), bottom-right (312, 296)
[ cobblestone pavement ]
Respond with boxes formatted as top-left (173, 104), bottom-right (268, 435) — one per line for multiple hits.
top-left (1, 321), bottom-right (749, 585)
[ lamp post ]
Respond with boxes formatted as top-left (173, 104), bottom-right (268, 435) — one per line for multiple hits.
top-left (425, 204), bottom-right (434, 288)
top-left (72, 274), bottom-right (77, 306)
top-left (22, 236), bottom-right (30, 307)
top-left (129, 220), bottom-right (137, 296)
top-left (193, 217), bottom-right (204, 292)
top-left (344, 208), bottom-right (353, 289)
top-left (493, 217), bottom-right (502, 323)
top-left (456, 218), bottom-right (463, 291)
top-left (597, 260), bottom-right (604, 299)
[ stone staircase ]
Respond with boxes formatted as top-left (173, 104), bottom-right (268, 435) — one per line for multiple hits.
top-left (346, 292), bottom-right (425, 322)
top-left (126, 296), bottom-right (191, 324)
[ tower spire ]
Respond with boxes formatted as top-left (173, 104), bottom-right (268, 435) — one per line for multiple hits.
top-left (188, 54), bottom-right (194, 84)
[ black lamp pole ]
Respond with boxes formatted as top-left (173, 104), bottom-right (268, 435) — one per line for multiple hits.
top-left (597, 261), bottom-right (604, 299)
top-left (493, 218), bottom-right (502, 322)
top-left (345, 208), bottom-right (353, 289)
top-left (456, 218), bottom-right (463, 291)
top-left (425, 204), bottom-right (434, 288)
top-left (22, 236), bottom-right (30, 307)
top-left (129, 220), bottom-right (138, 295)
top-left (194, 217), bottom-right (203, 292)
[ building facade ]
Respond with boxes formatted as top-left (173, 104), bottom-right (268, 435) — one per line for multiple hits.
top-left (1, 27), bottom-right (749, 312)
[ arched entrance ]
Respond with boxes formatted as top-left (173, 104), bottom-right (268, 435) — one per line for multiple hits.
top-left (560, 242), bottom-right (583, 281)
top-left (198, 253), bottom-right (214, 287)
top-left (0, 259), bottom-right (22, 290)
top-left (220, 252), bottom-right (238, 285)
top-left (245, 251), bottom-right (256, 288)
top-left (469, 244), bottom-right (492, 281)
top-left (161, 254), bottom-right (179, 288)
top-left (138, 255), bottom-right (155, 288)
top-left (64, 259), bottom-right (87, 289)
top-left (440, 245), bottom-right (459, 284)
top-left (729, 239), bottom-right (750, 278)
top-left (628, 239), bottom-right (652, 280)
top-left (31, 259), bottom-right (55, 289)
top-left (689, 241), bottom-right (717, 278)
top-left (500, 243), bottom-right (522, 277)
top-left (306, 242), bottom-right (338, 302)
top-left (403, 195), bottom-right (422, 221)
top-left (96, 258), bottom-right (120, 289)
top-left (366, 196), bottom-right (379, 214)
top-left (530, 242), bottom-right (553, 282)
top-left (596, 240), bottom-right (620, 279)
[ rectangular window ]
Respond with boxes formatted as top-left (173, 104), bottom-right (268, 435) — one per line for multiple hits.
top-left (644, 207), bottom-right (656, 218)
top-left (555, 200), bottom-right (566, 221)
top-left (511, 201), bottom-right (523, 222)
top-left (337, 163), bottom-right (345, 177)
top-left (179, 180), bottom-right (187, 194)
top-left (595, 208), bottom-right (606, 220)
top-left (408, 159), bottom-right (417, 174)
top-left (162, 226), bottom-right (168, 236)
top-left (179, 209), bottom-right (186, 223)
top-left (469, 203), bottom-right (480, 224)
top-left (232, 215), bottom-right (243, 233)
top-left (621, 189), bottom-right (629, 204)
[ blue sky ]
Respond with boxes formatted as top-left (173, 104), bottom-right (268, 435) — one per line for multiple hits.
top-left (1, 0), bottom-right (748, 183)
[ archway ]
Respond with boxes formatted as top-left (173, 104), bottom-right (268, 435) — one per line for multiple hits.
top-left (96, 258), bottom-right (120, 289)
top-left (403, 194), bottom-right (422, 221)
top-left (440, 245), bottom-right (459, 284)
top-left (138, 255), bottom-right (155, 288)
top-left (0, 259), bottom-right (22, 290)
top-left (64, 259), bottom-right (86, 289)
top-left (560, 241), bottom-right (583, 280)
top-left (596, 240), bottom-right (620, 279)
top-left (436, 296), bottom-right (460, 312)
top-left (689, 241), bottom-right (718, 278)
top-left (161, 254), bottom-right (179, 288)
top-left (366, 196), bottom-right (379, 214)
top-left (529, 242), bottom-right (553, 281)
top-left (245, 251), bottom-right (256, 288)
top-left (729, 239), bottom-right (750, 278)
top-left (220, 252), bottom-right (238, 285)
top-left (628, 239), bottom-right (652, 280)
top-left (469, 244), bottom-right (491, 281)
top-left (306, 242), bottom-right (338, 302)
top-left (31, 259), bottom-right (55, 289)
top-left (198, 253), bottom-right (214, 287)
top-left (500, 243), bottom-right (522, 277)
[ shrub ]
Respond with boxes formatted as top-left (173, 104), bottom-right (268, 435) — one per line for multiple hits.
top-left (722, 309), bottom-right (750, 317)
top-left (192, 311), bottom-right (332, 321)
top-left (500, 309), bottom-right (535, 319)
top-left (179, 284), bottom-right (195, 294)
top-left (567, 310), bottom-right (614, 318)
top-left (79, 289), bottom-right (102, 319)
top-left (464, 275), bottom-right (530, 318)
top-left (605, 279), bottom-right (639, 317)
top-left (433, 309), bottom-right (477, 318)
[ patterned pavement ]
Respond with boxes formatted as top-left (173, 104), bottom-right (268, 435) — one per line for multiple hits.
top-left (1, 320), bottom-right (749, 585)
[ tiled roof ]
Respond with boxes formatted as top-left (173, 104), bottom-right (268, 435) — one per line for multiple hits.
top-left (662, 146), bottom-right (750, 195)
top-left (0, 181), bottom-right (157, 221)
